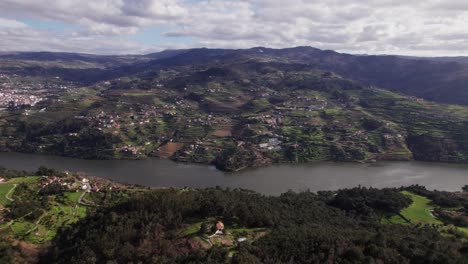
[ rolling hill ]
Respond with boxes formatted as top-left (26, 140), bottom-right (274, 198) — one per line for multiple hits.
top-left (1, 47), bottom-right (468, 171)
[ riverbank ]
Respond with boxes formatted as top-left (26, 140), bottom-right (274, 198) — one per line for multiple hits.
top-left (3, 144), bottom-right (468, 174)
top-left (1, 164), bottom-right (468, 263)
top-left (1, 152), bottom-right (468, 195)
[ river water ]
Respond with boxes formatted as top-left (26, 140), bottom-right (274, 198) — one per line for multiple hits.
top-left (0, 152), bottom-right (467, 195)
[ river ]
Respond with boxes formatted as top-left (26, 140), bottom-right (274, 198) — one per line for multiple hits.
top-left (0, 152), bottom-right (467, 195)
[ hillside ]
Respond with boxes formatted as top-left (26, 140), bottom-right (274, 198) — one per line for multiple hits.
top-left (135, 47), bottom-right (468, 105)
top-left (400, 56), bottom-right (468, 64)
top-left (42, 186), bottom-right (468, 264)
top-left (1, 48), bottom-right (468, 171)
top-left (3, 47), bottom-right (468, 105)
top-left (2, 169), bottom-right (468, 263)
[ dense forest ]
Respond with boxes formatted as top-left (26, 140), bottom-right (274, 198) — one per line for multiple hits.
top-left (39, 187), bottom-right (468, 264)
top-left (2, 166), bottom-right (468, 263)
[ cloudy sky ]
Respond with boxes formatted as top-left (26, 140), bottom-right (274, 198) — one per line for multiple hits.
top-left (0, 0), bottom-right (468, 56)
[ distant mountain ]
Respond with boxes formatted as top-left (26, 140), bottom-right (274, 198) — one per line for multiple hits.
top-left (130, 47), bottom-right (468, 105)
top-left (2, 47), bottom-right (468, 105)
top-left (399, 55), bottom-right (468, 64)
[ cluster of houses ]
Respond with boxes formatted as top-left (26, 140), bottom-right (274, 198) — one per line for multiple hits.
top-left (76, 107), bottom-right (164, 132)
top-left (383, 133), bottom-right (404, 140)
top-left (178, 142), bottom-right (206, 157)
top-left (276, 102), bottom-right (328, 112)
top-left (186, 117), bottom-right (211, 127)
top-left (0, 74), bottom-right (35, 90)
top-left (120, 145), bottom-right (143, 155)
top-left (39, 175), bottom-right (101, 193)
top-left (185, 114), bottom-right (229, 128)
top-left (0, 73), bottom-right (78, 111)
top-left (248, 114), bottom-right (284, 126)
top-left (0, 90), bottom-right (43, 108)
top-left (409, 96), bottom-right (424, 102)
top-left (207, 88), bottom-right (224, 93)
top-left (259, 138), bottom-right (282, 151)
top-left (174, 99), bottom-right (193, 110)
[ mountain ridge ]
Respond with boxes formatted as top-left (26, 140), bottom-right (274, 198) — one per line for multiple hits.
top-left (3, 46), bottom-right (468, 105)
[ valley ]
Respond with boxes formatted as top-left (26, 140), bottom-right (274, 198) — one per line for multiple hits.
top-left (3, 0), bottom-right (468, 263)
top-left (0, 48), bottom-right (467, 171)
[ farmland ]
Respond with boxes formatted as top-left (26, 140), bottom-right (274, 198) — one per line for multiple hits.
top-left (1, 50), bottom-right (468, 171)
top-left (0, 176), bottom-right (88, 243)
top-left (0, 170), bottom-right (131, 246)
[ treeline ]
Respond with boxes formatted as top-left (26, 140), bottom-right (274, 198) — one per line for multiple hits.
top-left (0, 166), bottom-right (31, 180)
top-left (41, 187), bottom-right (468, 264)
top-left (243, 224), bottom-right (460, 264)
top-left (14, 118), bottom-right (117, 159)
top-left (330, 186), bottom-right (412, 217)
top-left (405, 185), bottom-right (468, 208)
top-left (0, 165), bottom-right (67, 180)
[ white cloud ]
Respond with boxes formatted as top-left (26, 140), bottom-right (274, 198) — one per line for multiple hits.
top-left (1, 0), bottom-right (468, 55)
top-left (0, 18), bottom-right (27, 28)
top-left (0, 25), bottom-right (158, 55)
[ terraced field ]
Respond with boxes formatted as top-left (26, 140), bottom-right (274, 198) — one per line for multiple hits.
top-left (0, 177), bottom-right (39, 207)
top-left (0, 176), bottom-right (90, 244)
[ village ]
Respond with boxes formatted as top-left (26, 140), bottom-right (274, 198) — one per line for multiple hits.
top-left (0, 73), bottom-right (75, 109)
top-left (0, 166), bottom-right (140, 247)
top-left (57, 87), bottom-right (364, 164)
top-left (0, 89), bottom-right (43, 108)
top-left (38, 174), bottom-right (102, 193)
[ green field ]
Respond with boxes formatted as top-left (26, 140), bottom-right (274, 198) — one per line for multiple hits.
top-left (0, 177), bottom-right (89, 243)
top-left (381, 191), bottom-right (468, 237)
top-left (399, 191), bottom-right (442, 225)
top-left (8, 176), bottom-right (40, 184)
top-left (6, 204), bottom-right (88, 243)
top-left (0, 177), bottom-right (40, 206)
top-left (0, 183), bottom-right (14, 206)
top-left (180, 222), bottom-right (203, 237)
top-left (10, 221), bottom-right (36, 237)
top-left (384, 191), bottom-right (442, 225)
top-left (64, 191), bottom-right (82, 204)
top-left (29, 205), bottom-right (87, 242)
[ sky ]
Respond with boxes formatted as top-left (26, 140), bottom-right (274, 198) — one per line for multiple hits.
top-left (1, 0), bottom-right (468, 56)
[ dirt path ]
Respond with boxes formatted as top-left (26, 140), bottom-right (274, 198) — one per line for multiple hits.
top-left (0, 220), bottom-right (14, 230)
top-left (78, 192), bottom-right (95, 206)
top-left (201, 236), bottom-right (213, 246)
top-left (25, 209), bottom-right (48, 235)
top-left (5, 184), bottom-right (17, 202)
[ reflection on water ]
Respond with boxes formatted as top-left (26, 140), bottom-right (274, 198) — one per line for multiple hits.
top-left (0, 152), bottom-right (467, 195)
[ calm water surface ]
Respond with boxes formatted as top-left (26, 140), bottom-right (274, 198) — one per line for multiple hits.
top-left (1, 152), bottom-right (467, 195)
